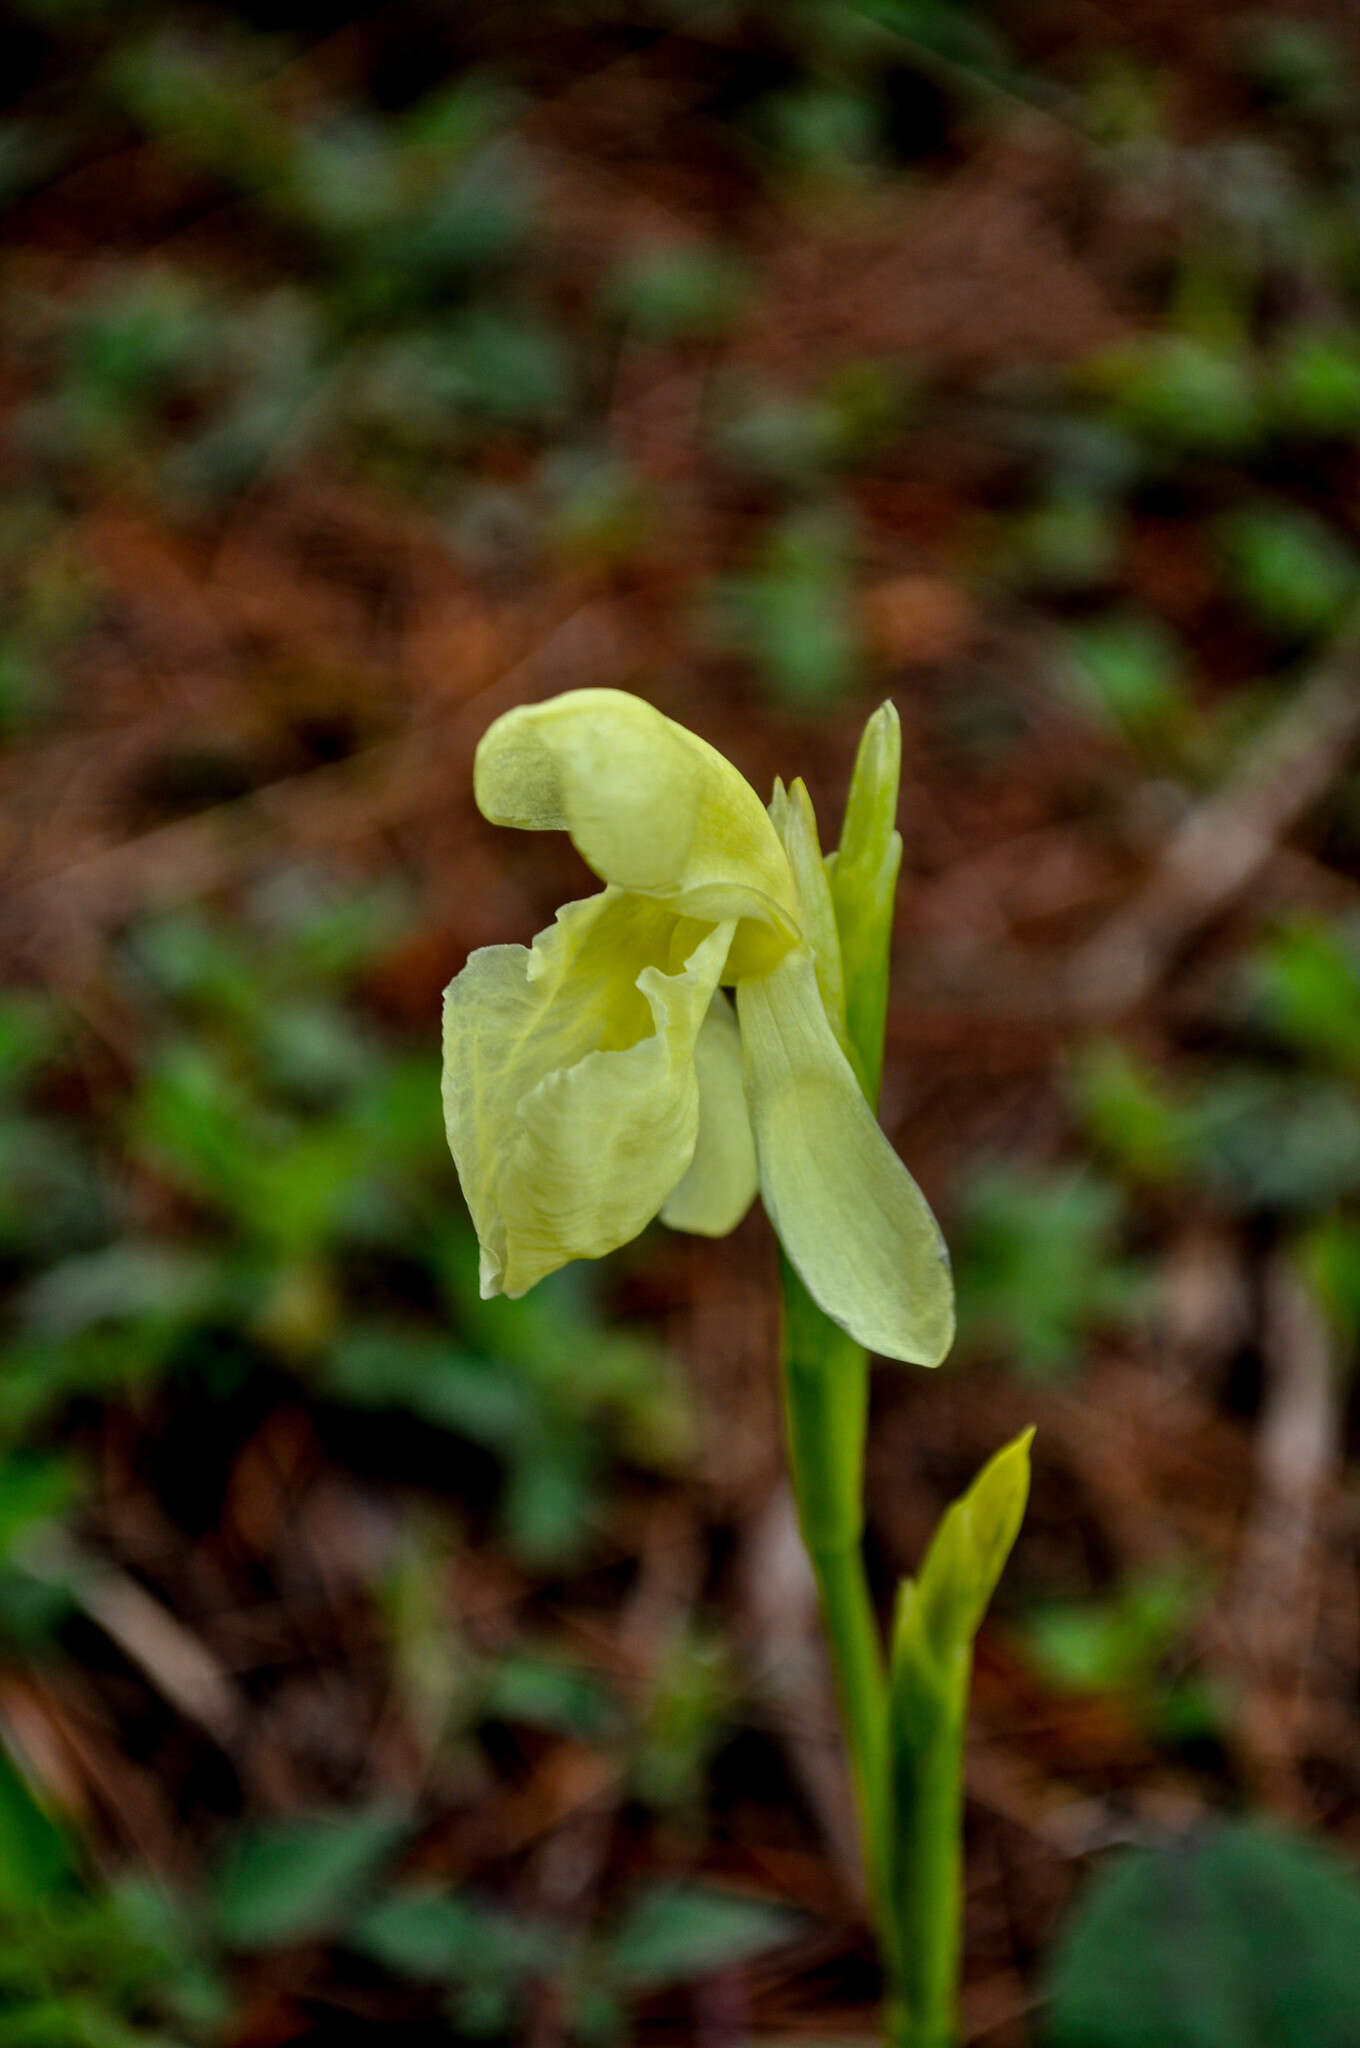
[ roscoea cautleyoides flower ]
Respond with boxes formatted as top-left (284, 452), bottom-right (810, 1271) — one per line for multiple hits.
top-left (441, 688), bottom-right (953, 1366)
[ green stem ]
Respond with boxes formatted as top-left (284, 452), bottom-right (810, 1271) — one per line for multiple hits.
top-left (779, 1257), bottom-right (894, 1963)
top-left (887, 1648), bottom-right (969, 2048)
top-left (809, 1532), bottom-right (893, 1942)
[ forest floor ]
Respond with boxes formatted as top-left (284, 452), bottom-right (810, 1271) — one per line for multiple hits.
top-left (2, 2), bottom-right (1360, 2042)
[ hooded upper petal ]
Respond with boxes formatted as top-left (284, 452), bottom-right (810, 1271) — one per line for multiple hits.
top-left (443, 887), bottom-right (732, 1297)
top-left (475, 689), bottom-right (799, 968)
top-left (737, 946), bottom-right (954, 1365)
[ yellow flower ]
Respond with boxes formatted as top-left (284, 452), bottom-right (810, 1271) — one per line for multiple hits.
top-left (441, 689), bottom-right (953, 1365)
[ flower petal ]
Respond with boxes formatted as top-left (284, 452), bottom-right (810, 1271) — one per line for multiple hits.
top-left (775, 776), bottom-right (848, 1057)
top-left (475, 689), bottom-right (798, 960)
top-left (737, 948), bottom-right (954, 1365)
top-left (825, 700), bottom-right (902, 1107)
top-left (443, 890), bottom-right (733, 1296)
top-left (660, 993), bottom-right (758, 1236)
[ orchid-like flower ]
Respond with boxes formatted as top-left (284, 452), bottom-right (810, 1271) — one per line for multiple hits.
top-left (442, 689), bottom-right (953, 1365)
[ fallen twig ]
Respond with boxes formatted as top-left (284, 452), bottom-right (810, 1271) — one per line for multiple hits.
top-left (1066, 628), bottom-right (1360, 1016)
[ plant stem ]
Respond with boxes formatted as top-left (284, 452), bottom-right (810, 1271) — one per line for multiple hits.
top-left (779, 1256), bottom-right (894, 1963)
top-left (886, 1647), bottom-right (969, 2048)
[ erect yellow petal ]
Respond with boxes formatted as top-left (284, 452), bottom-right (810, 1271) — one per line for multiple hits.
top-left (660, 992), bottom-right (758, 1236)
top-left (774, 776), bottom-right (848, 1057)
top-left (475, 689), bottom-right (798, 966)
top-left (737, 948), bottom-right (954, 1365)
top-left (443, 891), bottom-right (732, 1298)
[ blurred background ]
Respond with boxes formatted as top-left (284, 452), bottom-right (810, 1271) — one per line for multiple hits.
top-left (3, 0), bottom-right (1360, 2041)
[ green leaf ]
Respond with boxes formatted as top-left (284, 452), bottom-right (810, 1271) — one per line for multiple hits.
top-left (1002, 492), bottom-right (1123, 595)
top-left (1063, 613), bottom-right (1192, 746)
top-left (481, 1652), bottom-right (621, 1742)
top-left (440, 308), bottom-right (575, 430)
top-left (0, 1737), bottom-right (75, 1909)
top-left (605, 1885), bottom-right (799, 1991)
top-left (1070, 1040), bottom-right (1193, 1186)
top-left (351, 1887), bottom-right (554, 1983)
top-left (325, 1325), bottom-right (531, 1446)
top-left (1187, 1069), bottom-right (1360, 1211)
top-left (1084, 335), bottom-right (1262, 455)
top-left (1218, 504), bottom-right (1358, 642)
top-left (1044, 1821), bottom-right (1360, 2048)
top-left (1273, 327), bottom-right (1360, 438)
top-left (212, 1802), bottom-right (410, 1950)
top-left (0, 1451), bottom-right (78, 1564)
top-left (709, 508), bottom-right (860, 707)
top-left (1248, 918), bottom-right (1360, 1071)
top-left (0, 994), bottom-right (57, 1096)
top-left (897, 1430), bottom-right (1033, 1671)
top-left (500, 1428), bottom-right (598, 1565)
top-left (956, 1167), bottom-right (1145, 1375)
top-left (1022, 1568), bottom-right (1201, 1697)
top-left (0, 1116), bottom-right (105, 1259)
top-left (602, 244), bottom-right (750, 344)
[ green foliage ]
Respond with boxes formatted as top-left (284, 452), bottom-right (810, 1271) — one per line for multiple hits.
top-left (893, 1431), bottom-right (1033, 1674)
top-left (715, 364), bottom-right (912, 487)
top-left (211, 1803), bottom-right (410, 1951)
top-left (0, 1741), bottom-right (220, 2044)
top-left (955, 1168), bottom-right (1146, 1376)
top-left (751, 82), bottom-right (884, 178)
top-left (480, 1650), bottom-right (622, 1742)
top-left (1189, 1068), bottom-right (1360, 1212)
top-left (353, 1887), bottom-right (556, 2035)
top-left (1074, 1007), bottom-right (1360, 1215)
top-left (1217, 504), bottom-right (1358, 641)
top-left (1069, 1041), bottom-right (1193, 1187)
top-left (121, 894), bottom-right (692, 1559)
top-left (0, 884), bottom-right (693, 1681)
top-left (629, 1628), bottom-right (733, 1814)
top-left (1082, 336), bottom-right (1262, 456)
top-left (353, 1879), bottom-right (796, 2041)
top-left (887, 1433), bottom-right (1031, 2048)
top-left (434, 307), bottom-right (575, 429)
top-left (107, 33), bottom-right (295, 198)
top-left (709, 507), bottom-right (859, 706)
top-left (1235, 18), bottom-right (1352, 124)
top-left (1296, 1212), bottom-right (1360, 1347)
top-left (543, 451), bottom-right (656, 569)
top-left (1271, 326), bottom-right (1360, 437)
top-left (1044, 1821), bottom-right (1360, 2048)
top-left (1077, 52), bottom-right (1166, 147)
top-left (1022, 1568), bottom-right (1216, 1739)
top-left (1001, 493), bottom-right (1124, 596)
top-left (602, 244), bottom-right (751, 343)
top-left (849, 0), bottom-right (1014, 83)
top-left (0, 1884), bottom-right (222, 2046)
top-left (1246, 917), bottom-right (1360, 1071)
top-left (1063, 612), bottom-right (1194, 752)
top-left (603, 1884), bottom-right (798, 1989)
top-left (0, 1738), bottom-right (75, 1910)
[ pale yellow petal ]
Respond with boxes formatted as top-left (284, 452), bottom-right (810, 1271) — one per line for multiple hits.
top-left (443, 891), bottom-right (732, 1296)
top-left (475, 689), bottom-right (798, 964)
top-left (777, 777), bottom-right (848, 1055)
top-left (660, 993), bottom-right (758, 1236)
top-left (737, 948), bottom-right (954, 1365)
